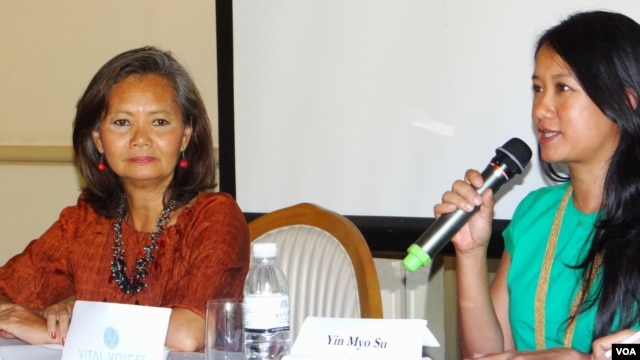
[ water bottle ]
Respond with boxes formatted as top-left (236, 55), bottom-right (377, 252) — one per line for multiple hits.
top-left (243, 242), bottom-right (291, 360)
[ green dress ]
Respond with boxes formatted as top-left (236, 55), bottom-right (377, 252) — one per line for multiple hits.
top-left (503, 182), bottom-right (598, 352)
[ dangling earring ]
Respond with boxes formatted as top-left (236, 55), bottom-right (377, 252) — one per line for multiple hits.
top-left (179, 151), bottom-right (188, 169)
top-left (97, 154), bottom-right (106, 172)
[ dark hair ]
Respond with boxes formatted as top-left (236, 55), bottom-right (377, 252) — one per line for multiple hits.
top-left (73, 46), bottom-right (216, 216)
top-left (536, 11), bottom-right (640, 339)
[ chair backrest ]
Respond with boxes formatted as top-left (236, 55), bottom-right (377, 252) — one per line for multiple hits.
top-left (248, 203), bottom-right (383, 341)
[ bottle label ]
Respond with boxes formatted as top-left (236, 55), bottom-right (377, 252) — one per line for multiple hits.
top-left (243, 294), bottom-right (290, 330)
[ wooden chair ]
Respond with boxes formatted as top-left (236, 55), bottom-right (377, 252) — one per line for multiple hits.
top-left (248, 203), bottom-right (383, 341)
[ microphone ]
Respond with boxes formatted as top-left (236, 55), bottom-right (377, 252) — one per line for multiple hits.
top-left (403, 138), bottom-right (533, 272)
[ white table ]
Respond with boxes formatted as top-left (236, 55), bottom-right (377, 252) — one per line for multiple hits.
top-left (0, 338), bottom-right (204, 360)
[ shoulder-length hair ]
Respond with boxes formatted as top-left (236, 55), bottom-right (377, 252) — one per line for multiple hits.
top-left (535, 11), bottom-right (640, 339)
top-left (73, 46), bottom-right (216, 217)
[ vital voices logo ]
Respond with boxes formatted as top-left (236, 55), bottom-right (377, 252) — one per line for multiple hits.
top-left (103, 327), bottom-right (120, 349)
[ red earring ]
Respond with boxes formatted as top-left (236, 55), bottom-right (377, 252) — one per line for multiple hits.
top-left (97, 154), bottom-right (106, 171)
top-left (179, 151), bottom-right (188, 169)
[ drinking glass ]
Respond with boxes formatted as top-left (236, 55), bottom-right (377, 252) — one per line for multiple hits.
top-left (205, 299), bottom-right (245, 360)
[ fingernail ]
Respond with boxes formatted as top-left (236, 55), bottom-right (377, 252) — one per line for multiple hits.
top-left (51, 331), bottom-right (56, 340)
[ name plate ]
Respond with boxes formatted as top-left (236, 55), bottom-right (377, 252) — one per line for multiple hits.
top-left (283, 317), bottom-right (439, 360)
top-left (62, 300), bottom-right (171, 360)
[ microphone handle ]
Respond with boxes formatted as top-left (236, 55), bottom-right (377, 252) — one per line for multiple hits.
top-left (416, 162), bottom-right (509, 257)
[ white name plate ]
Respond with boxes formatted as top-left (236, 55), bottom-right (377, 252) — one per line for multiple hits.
top-left (62, 300), bottom-right (171, 360)
top-left (283, 317), bottom-right (439, 360)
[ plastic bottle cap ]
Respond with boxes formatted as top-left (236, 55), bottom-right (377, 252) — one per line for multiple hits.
top-left (403, 244), bottom-right (432, 272)
top-left (252, 242), bottom-right (277, 258)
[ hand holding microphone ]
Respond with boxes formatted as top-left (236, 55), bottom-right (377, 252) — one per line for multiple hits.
top-left (437, 168), bottom-right (496, 252)
top-left (403, 138), bottom-right (533, 272)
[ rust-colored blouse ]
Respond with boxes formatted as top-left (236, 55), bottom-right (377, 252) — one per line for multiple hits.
top-left (0, 192), bottom-right (250, 318)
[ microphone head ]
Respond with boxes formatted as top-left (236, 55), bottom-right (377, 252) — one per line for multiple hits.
top-left (494, 137), bottom-right (532, 176)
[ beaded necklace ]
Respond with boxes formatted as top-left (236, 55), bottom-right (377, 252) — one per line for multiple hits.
top-left (110, 196), bottom-right (176, 294)
top-left (534, 185), bottom-right (602, 349)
